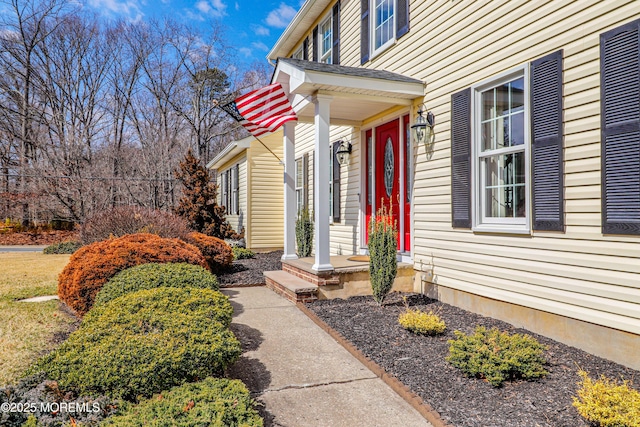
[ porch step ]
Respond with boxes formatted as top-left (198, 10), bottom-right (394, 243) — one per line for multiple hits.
top-left (282, 262), bottom-right (340, 286)
top-left (264, 270), bottom-right (318, 304)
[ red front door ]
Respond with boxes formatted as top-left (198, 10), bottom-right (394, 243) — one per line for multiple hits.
top-left (375, 119), bottom-right (401, 248)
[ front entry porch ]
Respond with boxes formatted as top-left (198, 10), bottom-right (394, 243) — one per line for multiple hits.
top-left (264, 256), bottom-right (415, 303)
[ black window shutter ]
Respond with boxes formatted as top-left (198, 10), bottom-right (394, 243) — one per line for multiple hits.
top-left (303, 37), bottom-right (309, 60)
top-left (234, 164), bottom-right (240, 215)
top-left (360, 0), bottom-right (369, 64)
top-left (531, 50), bottom-right (564, 232)
top-left (303, 152), bottom-right (309, 208)
top-left (601, 19), bottom-right (640, 235)
top-left (332, 143), bottom-right (341, 222)
top-left (332, 1), bottom-right (340, 65)
top-left (396, 0), bottom-right (409, 39)
top-left (451, 88), bottom-right (472, 228)
top-left (312, 26), bottom-right (319, 62)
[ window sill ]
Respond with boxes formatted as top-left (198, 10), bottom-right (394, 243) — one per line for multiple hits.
top-left (369, 39), bottom-right (396, 61)
top-left (472, 223), bottom-right (531, 236)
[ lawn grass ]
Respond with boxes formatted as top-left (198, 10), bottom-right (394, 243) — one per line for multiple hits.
top-left (0, 252), bottom-right (77, 386)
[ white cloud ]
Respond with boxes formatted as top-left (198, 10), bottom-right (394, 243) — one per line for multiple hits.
top-left (251, 41), bottom-right (268, 52)
top-left (265, 3), bottom-right (297, 28)
top-left (194, 0), bottom-right (227, 18)
top-left (251, 24), bottom-right (270, 37)
top-left (239, 47), bottom-right (253, 58)
top-left (88, 0), bottom-right (143, 21)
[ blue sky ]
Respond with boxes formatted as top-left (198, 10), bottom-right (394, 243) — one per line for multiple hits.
top-left (85, 0), bottom-right (303, 64)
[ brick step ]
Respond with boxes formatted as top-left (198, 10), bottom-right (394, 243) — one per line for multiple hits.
top-left (281, 263), bottom-right (340, 286)
top-left (264, 270), bottom-right (318, 303)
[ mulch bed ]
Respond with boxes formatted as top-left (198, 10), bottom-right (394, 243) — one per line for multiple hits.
top-left (218, 250), bottom-right (282, 286)
top-left (307, 293), bottom-right (640, 427)
top-left (0, 230), bottom-right (79, 245)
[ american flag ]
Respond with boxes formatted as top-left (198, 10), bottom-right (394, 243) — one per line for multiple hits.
top-left (220, 83), bottom-right (297, 137)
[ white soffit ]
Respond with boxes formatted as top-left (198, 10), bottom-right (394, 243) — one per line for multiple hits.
top-left (207, 137), bottom-right (252, 170)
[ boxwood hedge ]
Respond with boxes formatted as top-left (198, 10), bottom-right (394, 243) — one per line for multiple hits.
top-left (102, 377), bottom-right (263, 427)
top-left (95, 262), bottom-right (218, 306)
top-left (30, 287), bottom-right (240, 401)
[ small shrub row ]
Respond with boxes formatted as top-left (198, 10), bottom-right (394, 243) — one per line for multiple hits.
top-left (43, 241), bottom-right (82, 254)
top-left (31, 287), bottom-right (240, 402)
top-left (102, 377), bottom-right (263, 427)
top-left (573, 370), bottom-right (640, 427)
top-left (95, 262), bottom-right (218, 306)
top-left (57, 233), bottom-right (208, 316)
top-left (447, 326), bottom-right (548, 387)
top-left (398, 309), bottom-right (446, 336)
top-left (232, 246), bottom-right (255, 260)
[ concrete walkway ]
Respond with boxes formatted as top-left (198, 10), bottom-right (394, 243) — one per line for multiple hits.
top-left (0, 245), bottom-right (47, 252)
top-left (223, 286), bottom-right (431, 427)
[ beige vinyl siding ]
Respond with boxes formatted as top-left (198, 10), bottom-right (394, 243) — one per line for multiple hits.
top-left (247, 133), bottom-right (284, 249)
top-left (317, 0), bottom-right (640, 335)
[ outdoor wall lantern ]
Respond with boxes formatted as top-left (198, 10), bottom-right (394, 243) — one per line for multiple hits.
top-left (411, 104), bottom-right (435, 145)
top-left (335, 140), bottom-right (352, 166)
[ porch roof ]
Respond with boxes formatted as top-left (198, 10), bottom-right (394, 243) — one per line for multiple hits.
top-left (272, 58), bottom-right (425, 126)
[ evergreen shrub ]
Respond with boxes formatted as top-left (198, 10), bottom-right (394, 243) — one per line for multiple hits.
top-left (183, 232), bottom-right (233, 272)
top-left (95, 262), bottom-right (218, 306)
top-left (232, 246), bottom-right (255, 260)
top-left (398, 309), bottom-right (446, 335)
top-left (295, 207), bottom-right (313, 257)
top-left (102, 377), bottom-right (263, 427)
top-left (447, 326), bottom-right (548, 387)
top-left (573, 370), bottom-right (640, 427)
top-left (43, 241), bottom-right (81, 254)
top-left (57, 233), bottom-right (208, 316)
top-left (368, 204), bottom-right (397, 305)
top-left (30, 287), bottom-right (240, 402)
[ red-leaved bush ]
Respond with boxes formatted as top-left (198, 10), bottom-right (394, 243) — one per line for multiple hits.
top-left (182, 232), bottom-right (233, 272)
top-left (58, 233), bottom-right (208, 316)
top-left (80, 206), bottom-right (191, 245)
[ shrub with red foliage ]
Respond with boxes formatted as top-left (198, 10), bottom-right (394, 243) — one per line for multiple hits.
top-left (58, 233), bottom-right (208, 316)
top-left (80, 206), bottom-right (191, 245)
top-left (183, 232), bottom-right (233, 272)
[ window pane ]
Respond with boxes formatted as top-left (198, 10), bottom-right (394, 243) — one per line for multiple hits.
top-left (483, 152), bottom-right (526, 218)
top-left (511, 77), bottom-right (525, 109)
top-left (481, 89), bottom-right (494, 121)
top-left (374, 0), bottom-right (394, 49)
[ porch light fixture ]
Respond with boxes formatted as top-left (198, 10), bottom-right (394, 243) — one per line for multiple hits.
top-left (411, 105), bottom-right (435, 145)
top-left (335, 140), bottom-right (352, 166)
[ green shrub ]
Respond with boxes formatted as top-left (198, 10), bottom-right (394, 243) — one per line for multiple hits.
top-left (398, 309), bottom-right (446, 335)
top-left (573, 370), bottom-right (640, 427)
top-left (43, 241), bottom-right (82, 254)
top-left (295, 207), bottom-right (313, 257)
top-left (102, 377), bottom-right (263, 427)
top-left (232, 246), bottom-right (255, 260)
top-left (95, 263), bottom-right (218, 306)
top-left (30, 287), bottom-right (241, 401)
top-left (447, 326), bottom-right (548, 387)
top-left (368, 204), bottom-right (397, 305)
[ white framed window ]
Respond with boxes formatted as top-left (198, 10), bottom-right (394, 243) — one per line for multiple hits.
top-left (472, 66), bottom-right (530, 233)
top-left (372, 0), bottom-right (395, 56)
top-left (292, 46), bottom-right (304, 60)
top-left (319, 14), bottom-right (333, 63)
top-left (295, 157), bottom-right (304, 213)
top-left (231, 165), bottom-right (238, 215)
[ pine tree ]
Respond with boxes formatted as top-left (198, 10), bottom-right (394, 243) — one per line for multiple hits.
top-left (174, 149), bottom-right (235, 239)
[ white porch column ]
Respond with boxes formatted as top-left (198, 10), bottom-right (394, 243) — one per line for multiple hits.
top-left (312, 94), bottom-right (333, 272)
top-left (282, 121), bottom-right (298, 261)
